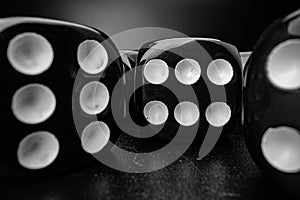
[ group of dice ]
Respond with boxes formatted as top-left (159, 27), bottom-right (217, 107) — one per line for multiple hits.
top-left (0, 8), bottom-right (300, 195)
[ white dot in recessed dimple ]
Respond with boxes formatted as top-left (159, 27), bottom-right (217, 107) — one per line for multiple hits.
top-left (7, 32), bottom-right (54, 75)
top-left (17, 131), bottom-right (59, 170)
top-left (143, 101), bottom-right (169, 125)
top-left (266, 39), bottom-right (300, 90)
top-left (81, 121), bottom-right (110, 154)
top-left (77, 40), bottom-right (108, 74)
top-left (261, 126), bottom-right (300, 173)
top-left (174, 101), bottom-right (199, 126)
top-left (143, 59), bottom-right (169, 84)
top-left (79, 81), bottom-right (110, 115)
top-left (175, 58), bottom-right (201, 85)
top-left (12, 84), bottom-right (56, 124)
top-left (205, 102), bottom-right (231, 127)
top-left (207, 59), bottom-right (233, 85)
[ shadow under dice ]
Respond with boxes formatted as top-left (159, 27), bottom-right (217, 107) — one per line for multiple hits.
top-left (0, 17), bottom-right (122, 178)
top-left (244, 9), bottom-right (300, 196)
top-left (130, 38), bottom-right (242, 152)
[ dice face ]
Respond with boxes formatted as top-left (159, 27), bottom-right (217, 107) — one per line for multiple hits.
top-left (0, 17), bottom-right (122, 178)
top-left (132, 38), bottom-right (242, 150)
top-left (244, 10), bottom-right (300, 194)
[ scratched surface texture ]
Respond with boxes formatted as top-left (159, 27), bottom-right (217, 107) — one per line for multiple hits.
top-left (0, 127), bottom-right (297, 200)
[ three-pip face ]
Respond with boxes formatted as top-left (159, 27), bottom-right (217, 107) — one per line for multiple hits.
top-left (0, 17), bottom-right (122, 178)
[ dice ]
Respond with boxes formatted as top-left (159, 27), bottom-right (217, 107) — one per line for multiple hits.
top-left (127, 37), bottom-right (243, 156)
top-left (0, 17), bottom-right (123, 178)
top-left (243, 9), bottom-right (300, 195)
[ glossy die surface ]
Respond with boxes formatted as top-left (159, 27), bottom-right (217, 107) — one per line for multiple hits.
top-left (119, 49), bottom-right (138, 70)
top-left (244, 10), bottom-right (300, 195)
top-left (132, 38), bottom-right (242, 154)
top-left (0, 17), bottom-right (122, 178)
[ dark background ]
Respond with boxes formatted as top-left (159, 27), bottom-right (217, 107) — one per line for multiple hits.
top-left (1, 0), bottom-right (300, 51)
top-left (1, 1), bottom-right (300, 199)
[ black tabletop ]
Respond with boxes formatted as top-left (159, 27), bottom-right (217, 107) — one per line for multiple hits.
top-left (0, 127), bottom-right (297, 200)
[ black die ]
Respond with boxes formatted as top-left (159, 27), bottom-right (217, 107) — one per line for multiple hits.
top-left (244, 9), bottom-right (300, 195)
top-left (128, 38), bottom-right (242, 155)
top-left (0, 17), bottom-right (122, 178)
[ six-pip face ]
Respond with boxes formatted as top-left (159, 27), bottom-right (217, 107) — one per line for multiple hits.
top-left (133, 38), bottom-right (242, 156)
